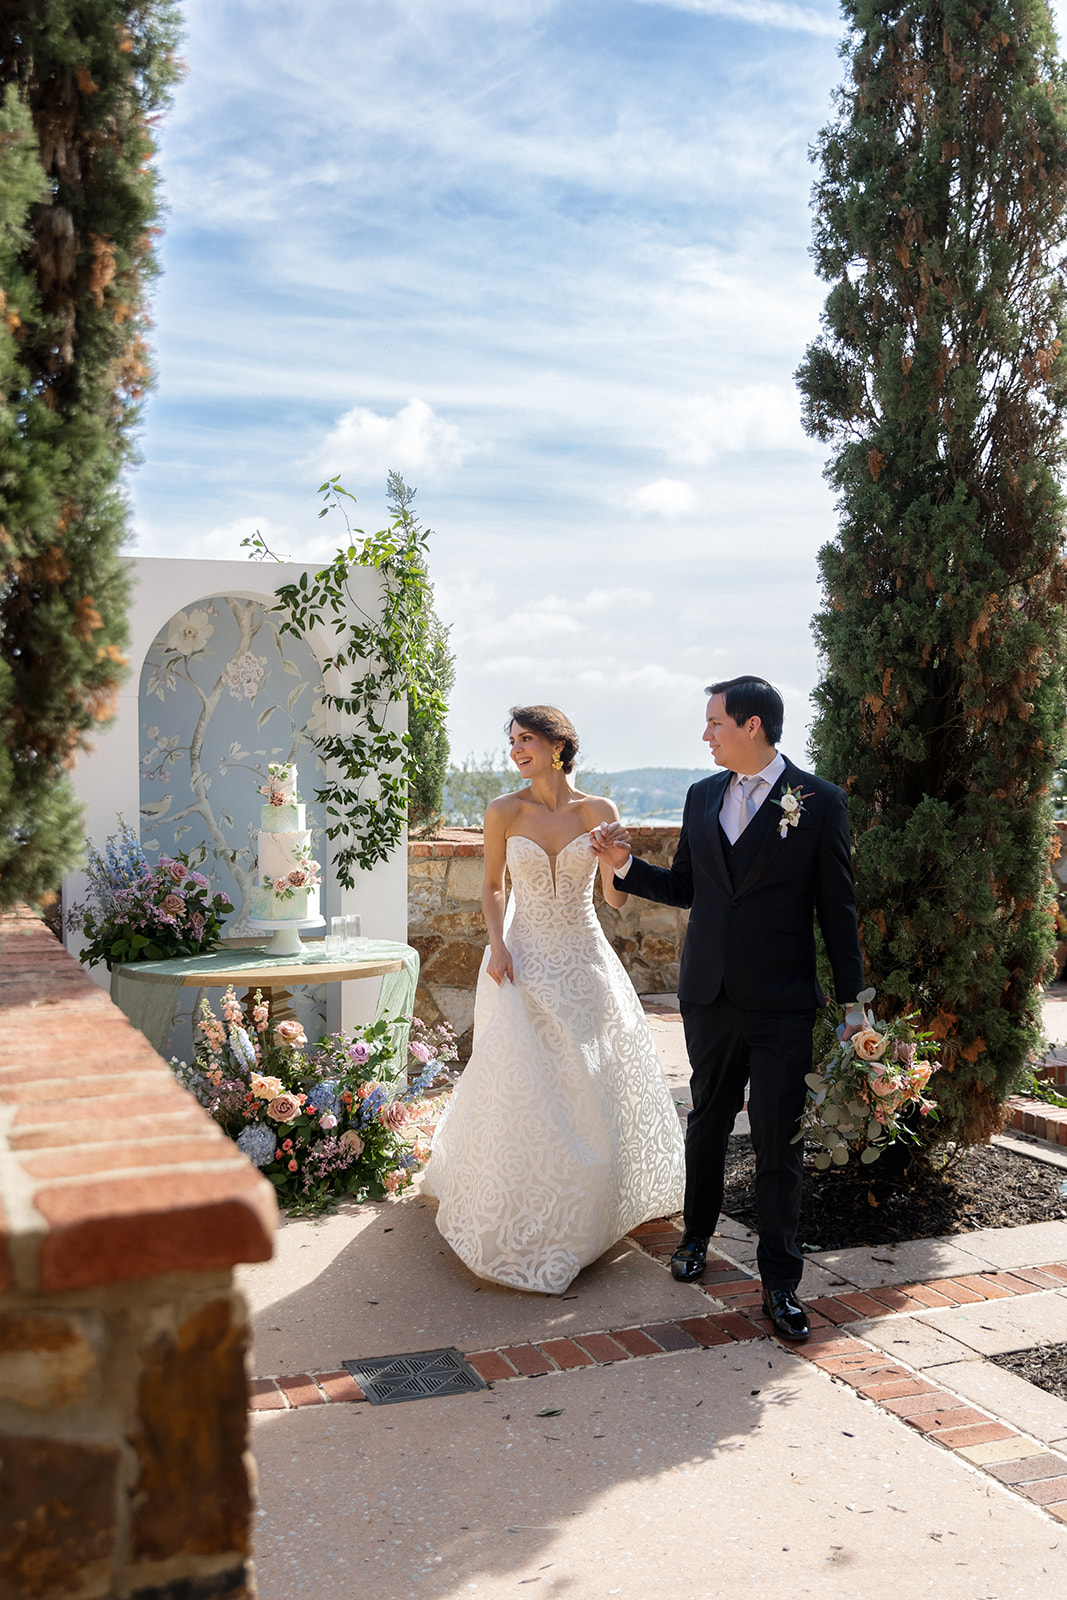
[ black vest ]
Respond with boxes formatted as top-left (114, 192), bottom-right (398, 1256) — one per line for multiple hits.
top-left (718, 814), bottom-right (770, 886)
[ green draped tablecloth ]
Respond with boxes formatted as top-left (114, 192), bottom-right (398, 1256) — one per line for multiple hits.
top-left (110, 939), bottom-right (420, 1071)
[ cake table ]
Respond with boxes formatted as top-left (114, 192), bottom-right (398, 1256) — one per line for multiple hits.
top-left (111, 938), bottom-right (420, 1066)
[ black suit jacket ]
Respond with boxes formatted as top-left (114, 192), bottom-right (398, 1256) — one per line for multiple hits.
top-left (618, 758), bottom-right (865, 1012)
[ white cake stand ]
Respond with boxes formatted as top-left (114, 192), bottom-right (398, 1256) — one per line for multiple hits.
top-left (246, 915), bottom-right (325, 958)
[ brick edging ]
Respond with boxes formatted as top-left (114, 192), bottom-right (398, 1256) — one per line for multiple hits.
top-left (1008, 1094), bottom-right (1067, 1146)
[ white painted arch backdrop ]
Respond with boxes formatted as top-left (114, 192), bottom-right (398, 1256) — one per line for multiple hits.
top-left (65, 556), bottom-right (408, 1051)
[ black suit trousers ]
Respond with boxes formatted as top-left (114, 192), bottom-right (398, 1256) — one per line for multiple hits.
top-left (680, 996), bottom-right (815, 1288)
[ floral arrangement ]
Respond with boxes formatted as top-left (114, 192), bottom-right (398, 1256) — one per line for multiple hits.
top-left (262, 843), bottom-right (322, 899)
top-left (67, 818), bottom-right (233, 970)
top-left (794, 988), bottom-right (940, 1168)
top-left (172, 986), bottom-right (457, 1212)
top-left (260, 763), bottom-right (300, 807)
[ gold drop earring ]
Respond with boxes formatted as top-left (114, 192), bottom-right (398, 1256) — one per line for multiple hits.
top-left (552, 750), bottom-right (564, 771)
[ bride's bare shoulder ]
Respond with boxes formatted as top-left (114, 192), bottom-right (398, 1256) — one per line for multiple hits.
top-left (484, 790), bottom-right (527, 824)
top-left (573, 792), bottom-right (618, 826)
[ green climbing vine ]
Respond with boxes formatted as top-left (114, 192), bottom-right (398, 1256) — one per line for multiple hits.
top-left (247, 477), bottom-right (450, 886)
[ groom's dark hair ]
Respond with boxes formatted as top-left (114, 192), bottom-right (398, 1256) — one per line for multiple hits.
top-left (705, 676), bottom-right (784, 746)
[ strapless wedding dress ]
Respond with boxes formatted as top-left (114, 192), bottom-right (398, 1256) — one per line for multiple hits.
top-left (423, 833), bottom-right (685, 1293)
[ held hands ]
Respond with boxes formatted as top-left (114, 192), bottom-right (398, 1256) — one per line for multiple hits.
top-left (487, 943), bottom-right (514, 986)
top-left (589, 819), bottom-right (632, 872)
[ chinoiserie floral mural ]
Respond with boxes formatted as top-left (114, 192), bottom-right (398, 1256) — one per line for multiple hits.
top-left (139, 594), bottom-right (327, 1051)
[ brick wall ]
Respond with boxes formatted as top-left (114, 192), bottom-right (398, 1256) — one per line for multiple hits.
top-left (409, 826), bottom-right (688, 1058)
top-left (0, 910), bottom-right (276, 1600)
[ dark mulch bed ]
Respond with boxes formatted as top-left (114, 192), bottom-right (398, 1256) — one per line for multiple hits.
top-left (721, 1137), bottom-right (1067, 1253)
top-left (990, 1344), bottom-right (1067, 1404)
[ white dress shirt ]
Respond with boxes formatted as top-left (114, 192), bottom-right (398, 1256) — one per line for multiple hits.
top-left (718, 752), bottom-right (786, 845)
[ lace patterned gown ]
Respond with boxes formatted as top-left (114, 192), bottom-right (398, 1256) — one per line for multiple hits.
top-left (422, 833), bottom-right (685, 1294)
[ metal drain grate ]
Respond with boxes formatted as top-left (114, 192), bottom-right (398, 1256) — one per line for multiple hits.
top-left (342, 1347), bottom-right (488, 1405)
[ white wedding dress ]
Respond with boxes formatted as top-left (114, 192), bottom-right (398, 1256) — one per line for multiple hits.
top-left (423, 833), bottom-right (685, 1293)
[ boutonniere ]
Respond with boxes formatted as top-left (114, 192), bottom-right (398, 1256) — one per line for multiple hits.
top-left (772, 782), bottom-right (812, 838)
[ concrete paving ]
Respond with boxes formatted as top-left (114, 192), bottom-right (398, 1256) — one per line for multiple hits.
top-left (243, 998), bottom-right (1067, 1599)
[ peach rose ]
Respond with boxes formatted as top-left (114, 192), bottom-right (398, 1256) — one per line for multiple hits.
top-left (250, 1073), bottom-right (284, 1101)
top-left (378, 1101), bottom-right (408, 1132)
top-left (340, 1130), bottom-right (364, 1157)
top-left (266, 1093), bottom-right (302, 1123)
top-left (274, 1019), bottom-right (307, 1048)
top-left (851, 1026), bottom-right (888, 1062)
top-left (168, 861), bottom-right (188, 883)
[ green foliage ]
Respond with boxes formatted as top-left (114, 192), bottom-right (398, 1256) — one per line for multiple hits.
top-left (0, 3), bottom-right (181, 908)
top-left (444, 751), bottom-right (514, 826)
top-left (385, 472), bottom-right (456, 835)
top-left (797, 1), bottom-right (1067, 1144)
top-left (270, 477), bottom-right (451, 885)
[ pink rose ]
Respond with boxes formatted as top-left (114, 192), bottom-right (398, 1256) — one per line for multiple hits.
top-left (851, 1027), bottom-right (888, 1063)
top-left (409, 1041), bottom-right (433, 1064)
top-left (168, 862), bottom-right (189, 883)
top-left (286, 869), bottom-right (308, 888)
top-left (162, 893), bottom-right (184, 916)
top-left (319, 1112), bottom-right (338, 1130)
top-left (340, 1130), bottom-right (364, 1156)
top-left (275, 1019), bottom-right (307, 1048)
top-left (266, 1093), bottom-right (302, 1123)
top-left (378, 1101), bottom-right (408, 1132)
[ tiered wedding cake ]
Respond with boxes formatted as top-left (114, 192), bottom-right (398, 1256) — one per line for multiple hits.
top-left (249, 763), bottom-right (321, 922)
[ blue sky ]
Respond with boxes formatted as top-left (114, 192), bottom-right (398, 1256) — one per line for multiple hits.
top-left (128, 0), bottom-right (1067, 770)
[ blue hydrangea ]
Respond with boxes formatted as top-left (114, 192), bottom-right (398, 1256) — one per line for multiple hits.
top-left (237, 1123), bottom-right (277, 1168)
top-left (306, 1080), bottom-right (343, 1120)
top-left (230, 1026), bottom-right (258, 1072)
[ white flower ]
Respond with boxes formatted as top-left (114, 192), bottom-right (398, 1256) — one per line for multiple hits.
top-left (167, 609), bottom-right (214, 656)
top-left (780, 793), bottom-right (800, 814)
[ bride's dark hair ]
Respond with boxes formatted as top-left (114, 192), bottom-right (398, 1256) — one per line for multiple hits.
top-left (507, 705), bottom-right (579, 774)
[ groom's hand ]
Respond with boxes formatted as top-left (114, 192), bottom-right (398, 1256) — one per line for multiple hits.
top-left (590, 820), bottom-right (633, 872)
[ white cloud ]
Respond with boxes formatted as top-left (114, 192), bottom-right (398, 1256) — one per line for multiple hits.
top-left (308, 399), bottom-right (478, 482)
top-left (636, 0), bottom-right (841, 36)
top-left (663, 385), bottom-right (811, 464)
top-left (623, 479), bottom-right (697, 518)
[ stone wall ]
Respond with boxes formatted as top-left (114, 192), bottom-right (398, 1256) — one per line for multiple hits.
top-left (0, 910), bottom-right (276, 1600)
top-left (409, 826), bottom-right (688, 1058)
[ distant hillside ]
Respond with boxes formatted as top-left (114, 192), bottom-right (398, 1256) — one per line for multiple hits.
top-left (594, 768), bottom-right (708, 822)
top-left (443, 763), bottom-right (710, 827)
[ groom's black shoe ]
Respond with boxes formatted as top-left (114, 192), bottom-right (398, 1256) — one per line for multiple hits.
top-left (670, 1232), bottom-right (709, 1282)
top-left (762, 1285), bottom-right (810, 1342)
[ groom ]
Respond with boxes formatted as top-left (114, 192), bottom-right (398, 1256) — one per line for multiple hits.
top-left (591, 676), bottom-right (865, 1342)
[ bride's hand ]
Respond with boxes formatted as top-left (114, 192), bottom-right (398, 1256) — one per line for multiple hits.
top-left (590, 819), bottom-right (632, 871)
top-left (487, 943), bottom-right (514, 986)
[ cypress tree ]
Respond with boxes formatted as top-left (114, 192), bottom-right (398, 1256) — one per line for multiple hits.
top-left (797, 0), bottom-right (1067, 1144)
top-left (0, 2), bottom-right (181, 909)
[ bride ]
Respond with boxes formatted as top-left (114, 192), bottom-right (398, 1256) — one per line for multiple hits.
top-left (422, 704), bottom-right (685, 1293)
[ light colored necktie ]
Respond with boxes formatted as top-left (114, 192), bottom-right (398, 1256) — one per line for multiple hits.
top-left (737, 775), bottom-right (760, 837)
